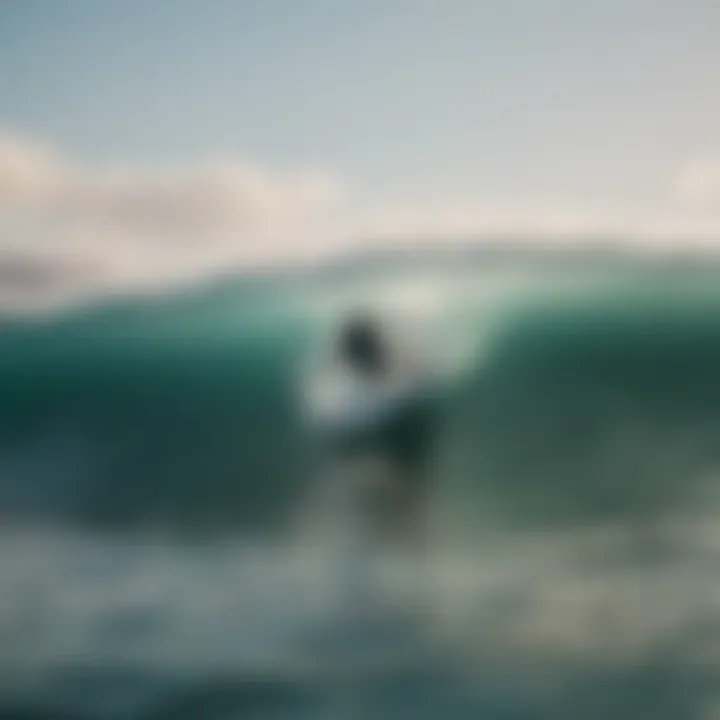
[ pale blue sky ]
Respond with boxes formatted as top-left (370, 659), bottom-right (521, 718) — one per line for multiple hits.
top-left (2, 0), bottom-right (719, 211)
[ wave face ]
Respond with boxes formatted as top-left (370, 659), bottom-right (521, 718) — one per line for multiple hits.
top-left (1, 247), bottom-right (718, 533)
top-left (3, 246), bottom-right (720, 718)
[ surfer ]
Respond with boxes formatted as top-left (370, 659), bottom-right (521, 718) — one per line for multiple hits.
top-left (293, 307), bottom-right (444, 632)
top-left (305, 310), bottom-right (439, 550)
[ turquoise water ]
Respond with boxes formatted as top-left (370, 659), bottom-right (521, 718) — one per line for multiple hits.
top-left (3, 246), bottom-right (720, 718)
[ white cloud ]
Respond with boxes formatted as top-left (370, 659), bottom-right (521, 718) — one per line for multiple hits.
top-left (0, 132), bottom-right (342, 310)
top-left (1, 131), bottom-right (720, 312)
top-left (352, 185), bottom-right (720, 251)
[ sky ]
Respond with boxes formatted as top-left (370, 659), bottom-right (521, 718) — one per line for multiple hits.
top-left (1, 0), bottom-right (720, 306)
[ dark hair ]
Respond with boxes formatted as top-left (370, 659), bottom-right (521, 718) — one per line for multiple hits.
top-left (338, 313), bottom-right (387, 375)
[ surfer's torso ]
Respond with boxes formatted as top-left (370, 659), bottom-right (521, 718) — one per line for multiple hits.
top-left (305, 313), bottom-right (438, 467)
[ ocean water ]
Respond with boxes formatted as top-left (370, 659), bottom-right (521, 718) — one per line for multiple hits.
top-left (2, 245), bottom-right (720, 718)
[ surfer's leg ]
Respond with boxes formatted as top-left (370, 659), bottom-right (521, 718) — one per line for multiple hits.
top-left (380, 458), bottom-right (429, 551)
